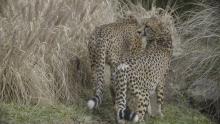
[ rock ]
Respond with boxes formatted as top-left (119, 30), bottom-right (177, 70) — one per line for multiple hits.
top-left (186, 78), bottom-right (220, 122)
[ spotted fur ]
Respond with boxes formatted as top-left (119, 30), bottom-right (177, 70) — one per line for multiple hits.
top-left (87, 17), bottom-right (144, 109)
top-left (111, 17), bottom-right (173, 123)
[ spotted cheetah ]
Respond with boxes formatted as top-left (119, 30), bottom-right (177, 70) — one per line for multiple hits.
top-left (87, 16), bottom-right (144, 109)
top-left (111, 16), bottom-right (173, 123)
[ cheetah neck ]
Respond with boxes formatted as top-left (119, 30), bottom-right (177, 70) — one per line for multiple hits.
top-left (145, 37), bottom-right (173, 57)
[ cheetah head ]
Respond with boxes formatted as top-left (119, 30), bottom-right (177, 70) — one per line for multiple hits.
top-left (137, 16), bottom-right (172, 49)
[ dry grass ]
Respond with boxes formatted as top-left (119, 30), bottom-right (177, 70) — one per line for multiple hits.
top-left (0, 0), bottom-right (118, 105)
top-left (171, 0), bottom-right (220, 88)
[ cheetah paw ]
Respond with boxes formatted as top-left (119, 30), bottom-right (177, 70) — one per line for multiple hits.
top-left (133, 114), bottom-right (139, 123)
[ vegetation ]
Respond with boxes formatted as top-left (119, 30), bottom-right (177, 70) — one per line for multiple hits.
top-left (0, 103), bottom-right (213, 124)
top-left (0, 0), bottom-right (219, 123)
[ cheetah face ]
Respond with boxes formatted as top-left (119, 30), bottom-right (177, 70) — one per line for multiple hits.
top-left (137, 16), bottom-right (172, 48)
top-left (137, 16), bottom-right (162, 38)
top-left (137, 25), bottom-right (155, 39)
top-left (136, 20), bottom-right (156, 47)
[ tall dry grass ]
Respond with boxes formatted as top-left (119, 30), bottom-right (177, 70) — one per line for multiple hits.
top-left (171, 1), bottom-right (220, 88)
top-left (0, 0), bottom-right (118, 105)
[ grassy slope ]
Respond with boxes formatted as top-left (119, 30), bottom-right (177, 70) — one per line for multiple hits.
top-left (0, 103), bottom-right (213, 124)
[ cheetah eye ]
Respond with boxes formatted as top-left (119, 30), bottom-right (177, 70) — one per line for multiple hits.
top-left (137, 30), bottom-right (142, 35)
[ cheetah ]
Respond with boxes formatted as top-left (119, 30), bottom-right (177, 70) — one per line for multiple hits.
top-left (111, 16), bottom-right (173, 123)
top-left (87, 16), bottom-right (144, 109)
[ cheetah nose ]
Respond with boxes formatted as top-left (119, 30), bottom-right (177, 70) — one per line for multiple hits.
top-left (137, 31), bottom-right (142, 35)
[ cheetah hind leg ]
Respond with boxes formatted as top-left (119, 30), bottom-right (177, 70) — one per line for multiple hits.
top-left (155, 83), bottom-right (164, 118)
top-left (124, 90), bottom-right (150, 123)
top-left (87, 44), bottom-right (106, 110)
top-left (114, 75), bottom-right (138, 123)
top-left (134, 90), bottom-right (150, 122)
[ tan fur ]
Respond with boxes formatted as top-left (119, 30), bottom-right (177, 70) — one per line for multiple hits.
top-left (111, 16), bottom-right (173, 123)
top-left (87, 17), bottom-right (143, 109)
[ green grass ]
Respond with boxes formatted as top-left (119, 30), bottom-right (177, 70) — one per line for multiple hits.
top-left (147, 104), bottom-right (213, 124)
top-left (0, 103), bottom-right (102, 124)
top-left (0, 103), bottom-right (214, 124)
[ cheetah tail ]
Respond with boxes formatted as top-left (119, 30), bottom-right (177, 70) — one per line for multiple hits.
top-left (87, 95), bottom-right (101, 109)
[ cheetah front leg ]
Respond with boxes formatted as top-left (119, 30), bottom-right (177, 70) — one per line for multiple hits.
top-left (155, 82), bottom-right (164, 118)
